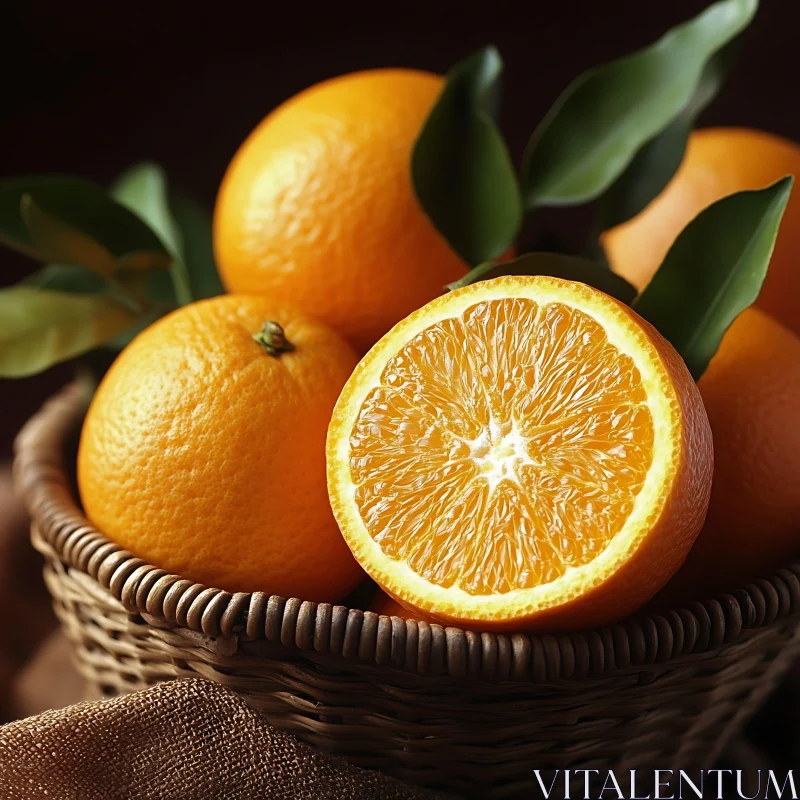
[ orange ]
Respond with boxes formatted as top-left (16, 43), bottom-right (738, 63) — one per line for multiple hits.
top-left (78, 295), bottom-right (364, 600)
top-left (665, 308), bottom-right (800, 601)
top-left (602, 128), bottom-right (800, 336)
top-left (213, 69), bottom-right (469, 353)
top-left (326, 276), bottom-right (713, 631)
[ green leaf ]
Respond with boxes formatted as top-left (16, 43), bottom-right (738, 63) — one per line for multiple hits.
top-left (594, 115), bottom-right (694, 236)
top-left (102, 272), bottom-right (178, 351)
top-left (20, 195), bottom-right (117, 277)
top-left (20, 264), bottom-right (108, 294)
top-left (143, 268), bottom-right (179, 307)
top-left (521, 0), bottom-right (757, 209)
top-left (0, 287), bottom-right (137, 377)
top-left (412, 46), bottom-right (522, 266)
top-left (635, 177), bottom-right (793, 379)
top-left (111, 163), bottom-right (181, 253)
top-left (0, 176), bottom-right (171, 267)
top-left (169, 193), bottom-right (224, 299)
top-left (448, 252), bottom-right (637, 305)
top-left (21, 264), bottom-right (146, 314)
top-left (596, 42), bottom-right (738, 230)
top-left (111, 163), bottom-right (192, 306)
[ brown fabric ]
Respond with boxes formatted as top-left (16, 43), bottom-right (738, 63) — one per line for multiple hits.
top-left (0, 677), bottom-right (450, 800)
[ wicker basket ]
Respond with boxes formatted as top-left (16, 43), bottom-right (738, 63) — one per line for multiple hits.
top-left (13, 383), bottom-right (800, 798)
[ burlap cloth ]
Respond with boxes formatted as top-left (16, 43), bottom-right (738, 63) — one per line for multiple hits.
top-left (0, 677), bottom-right (450, 799)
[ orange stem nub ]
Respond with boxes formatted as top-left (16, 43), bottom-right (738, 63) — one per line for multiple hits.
top-left (253, 321), bottom-right (295, 357)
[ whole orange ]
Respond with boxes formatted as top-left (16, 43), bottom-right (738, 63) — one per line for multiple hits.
top-left (602, 128), bottom-right (800, 336)
top-left (213, 69), bottom-right (468, 353)
top-left (667, 308), bottom-right (800, 600)
top-left (77, 295), bottom-right (364, 600)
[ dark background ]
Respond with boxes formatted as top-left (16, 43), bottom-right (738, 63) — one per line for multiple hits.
top-left (2, 0), bottom-right (800, 455)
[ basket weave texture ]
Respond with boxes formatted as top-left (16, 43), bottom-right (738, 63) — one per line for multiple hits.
top-left (14, 384), bottom-right (800, 799)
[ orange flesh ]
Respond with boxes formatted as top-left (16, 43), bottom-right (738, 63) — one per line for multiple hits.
top-left (349, 298), bottom-right (655, 596)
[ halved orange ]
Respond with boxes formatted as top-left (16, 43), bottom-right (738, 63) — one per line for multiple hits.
top-left (326, 276), bottom-right (713, 631)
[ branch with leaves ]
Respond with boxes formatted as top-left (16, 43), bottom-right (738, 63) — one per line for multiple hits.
top-left (412, 0), bottom-right (789, 380)
top-left (0, 166), bottom-right (222, 377)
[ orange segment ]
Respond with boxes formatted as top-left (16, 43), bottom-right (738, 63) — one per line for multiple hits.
top-left (327, 277), bottom-right (713, 631)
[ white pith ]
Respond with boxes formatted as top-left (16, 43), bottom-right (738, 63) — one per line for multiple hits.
top-left (465, 417), bottom-right (536, 493)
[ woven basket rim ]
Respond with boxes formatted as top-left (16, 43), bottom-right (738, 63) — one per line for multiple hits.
top-left (14, 382), bottom-right (800, 682)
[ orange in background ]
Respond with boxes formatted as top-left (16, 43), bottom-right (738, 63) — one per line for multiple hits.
top-left (213, 69), bottom-right (469, 353)
top-left (666, 308), bottom-right (800, 600)
top-left (603, 128), bottom-right (800, 337)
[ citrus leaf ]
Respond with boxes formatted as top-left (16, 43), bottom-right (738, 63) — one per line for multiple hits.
top-left (169, 193), bottom-right (224, 299)
top-left (412, 46), bottom-right (522, 266)
top-left (111, 163), bottom-right (181, 253)
top-left (102, 271), bottom-right (178, 351)
top-left (20, 264), bottom-right (108, 294)
top-left (21, 263), bottom-right (148, 316)
top-left (143, 269), bottom-right (179, 307)
top-left (112, 251), bottom-right (165, 271)
top-left (0, 287), bottom-right (137, 377)
top-left (448, 252), bottom-right (637, 304)
top-left (521, 0), bottom-right (757, 209)
top-left (595, 115), bottom-right (694, 236)
top-left (20, 195), bottom-right (117, 277)
top-left (596, 42), bottom-right (738, 231)
top-left (0, 176), bottom-right (171, 267)
top-left (635, 177), bottom-right (793, 380)
top-left (111, 164), bottom-right (193, 306)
